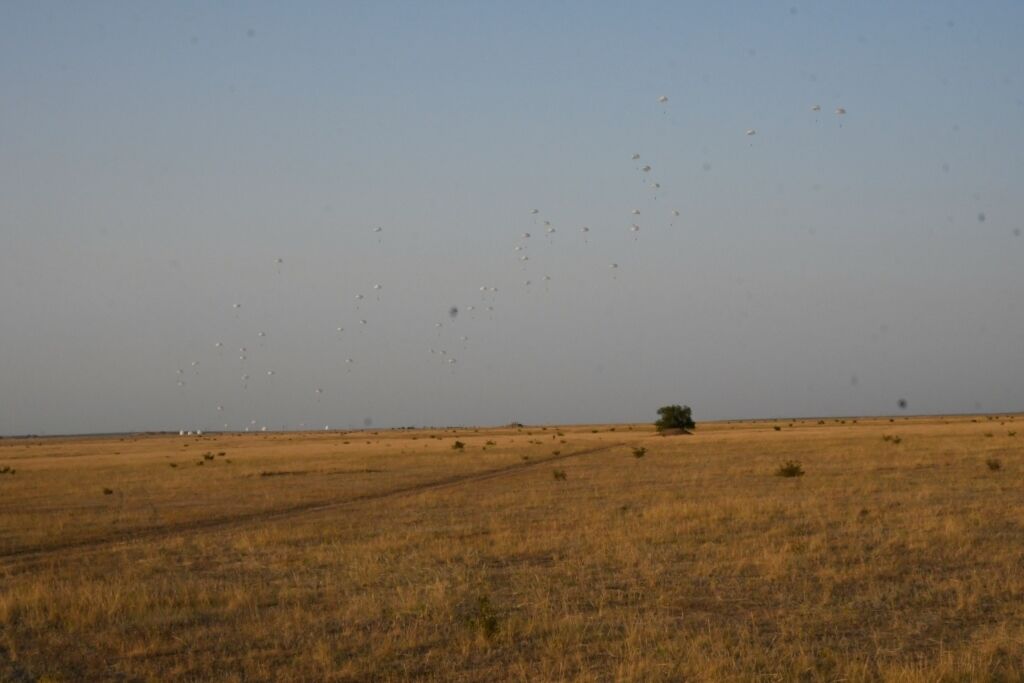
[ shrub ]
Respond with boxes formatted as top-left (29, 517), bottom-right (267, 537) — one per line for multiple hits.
top-left (452, 441), bottom-right (465, 450)
top-left (0, 465), bottom-right (15, 475)
top-left (552, 469), bottom-right (567, 480)
top-left (459, 595), bottom-right (499, 640)
top-left (986, 458), bottom-right (1002, 471)
top-left (776, 461), bottom-right (804, 477)
top-left (102, 488), bottom-right (114, 495)
top-left (632, 447), bottom-right (647, 458)
top-left (773, 425), bottom-right (782, 432)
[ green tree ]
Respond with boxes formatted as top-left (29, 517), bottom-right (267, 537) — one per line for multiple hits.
top-left (655, 405), bottom-right (695, 432)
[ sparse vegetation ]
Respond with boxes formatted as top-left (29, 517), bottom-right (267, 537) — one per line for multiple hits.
top-left (2, 417), bottom-right (1023, 681)
top-left (452, 441), bottom-right (465, 450)
top-left (632, 447), bottom-right (647, 458)
top-left (552, 468), bottom-right (567, 480)
top-left (986, 458), bottom-right (1002, 471)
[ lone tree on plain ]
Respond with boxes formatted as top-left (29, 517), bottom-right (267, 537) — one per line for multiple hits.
top-left (655, 405), bottom-right (695, 433)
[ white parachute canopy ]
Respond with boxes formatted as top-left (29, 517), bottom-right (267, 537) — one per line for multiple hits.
top-left (631, 153), bottom-right (640, 160)
top-left (835, 107), bottom-right (846, 115)
top-left (530, 208), bottom-right (539, 214)
top-left (811, 104), bottom-right (821, 112)
top-left (373, 226), bottom-right (383, 233)
top-left (641, 165), bottom-right (651, 173)
top-left (746, 129), bottom-right (757, 136)
top-left (658, 95), bottom-right (668, 103)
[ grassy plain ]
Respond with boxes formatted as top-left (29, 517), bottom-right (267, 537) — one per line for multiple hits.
top-left (1, 415), bottom-right (1022, 681)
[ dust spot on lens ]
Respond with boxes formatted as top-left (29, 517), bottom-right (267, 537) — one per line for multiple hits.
top-left (449, 306), bottom-right (459, 318)
top-left (898, 399), bottom-right (908, 410)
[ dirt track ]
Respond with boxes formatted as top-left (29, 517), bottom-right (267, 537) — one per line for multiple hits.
top-left (0, 440), bottom-right (631, 571)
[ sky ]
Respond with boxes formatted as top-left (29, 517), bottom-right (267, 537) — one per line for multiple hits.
top-left (2, 1), bottom-right (1023, 434)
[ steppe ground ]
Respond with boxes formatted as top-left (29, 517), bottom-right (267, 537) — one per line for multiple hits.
top-left (1, 415), bottom-right (1022, 682)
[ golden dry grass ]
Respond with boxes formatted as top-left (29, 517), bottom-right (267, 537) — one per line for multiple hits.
top-left (1, 415), bottom-right (1022, 681)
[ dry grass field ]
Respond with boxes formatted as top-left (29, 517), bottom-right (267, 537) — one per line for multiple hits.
top-left (1, 415), bottom-right (1022, 681)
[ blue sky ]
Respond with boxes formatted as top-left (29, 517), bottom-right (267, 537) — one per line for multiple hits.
top-left (2, 2), bottom-right (1023, 433)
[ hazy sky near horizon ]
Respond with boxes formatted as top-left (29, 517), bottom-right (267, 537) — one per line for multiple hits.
top-left (2, 1), bottom-right (1023, 434)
